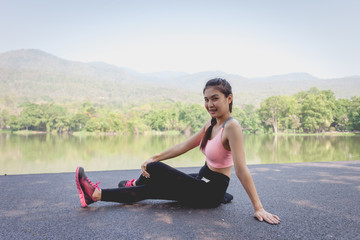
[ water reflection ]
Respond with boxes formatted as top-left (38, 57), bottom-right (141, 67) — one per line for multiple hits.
top-left (1, 133), bottom-right (359, 175)
top-left (244, 135), bottom-right (360, 164)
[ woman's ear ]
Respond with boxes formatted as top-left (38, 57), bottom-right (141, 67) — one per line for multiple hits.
top-left (228, 94), bottom-right (233, 104)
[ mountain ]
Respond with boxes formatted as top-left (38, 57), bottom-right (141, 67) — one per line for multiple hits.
top-left (0, 49), bottom-right (146, 84)
top-left (0, 49), bottom-right (359, 107)
top-left (0, 49), bottom-right (202, 106)
top-left (251, 72), bottom-right (318, 82)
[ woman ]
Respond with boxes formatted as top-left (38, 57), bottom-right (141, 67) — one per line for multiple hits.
top-left (76, 78), bottom-right (280, 225)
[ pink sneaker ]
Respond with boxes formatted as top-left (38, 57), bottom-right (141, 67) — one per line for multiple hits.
top-left (118, 179), bottom-right (136, 187)
top-left (75, 166), bottom-right (100, 207)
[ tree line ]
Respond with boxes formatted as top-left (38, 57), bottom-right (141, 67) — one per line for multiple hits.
top-left (0, 87), bottom-right (359, 134)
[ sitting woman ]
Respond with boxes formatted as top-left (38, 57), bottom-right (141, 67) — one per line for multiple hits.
top-left (76, 78), bottom-right (280, 225)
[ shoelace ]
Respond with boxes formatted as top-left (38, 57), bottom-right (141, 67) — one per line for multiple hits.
top-left (125, 179), bottom-right (136, 187)
top-left (86, 177), bottom-right (101, 190)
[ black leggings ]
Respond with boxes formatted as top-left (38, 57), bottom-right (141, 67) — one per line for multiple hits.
top-left (101, 162), bottom-right (230, 208)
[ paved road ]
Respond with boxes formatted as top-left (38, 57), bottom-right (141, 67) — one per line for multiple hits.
top-left (1, 161), bottom-right (359, 239)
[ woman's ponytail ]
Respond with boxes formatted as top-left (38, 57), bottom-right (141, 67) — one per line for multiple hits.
top-left (200, 118), bottom-right (217, 150)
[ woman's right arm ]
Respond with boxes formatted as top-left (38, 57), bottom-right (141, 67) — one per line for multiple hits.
top-left (141, 122), bottom-right (209, 177)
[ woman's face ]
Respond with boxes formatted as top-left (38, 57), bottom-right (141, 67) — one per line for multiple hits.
top-left (203, 87), bottom-right (232, 118)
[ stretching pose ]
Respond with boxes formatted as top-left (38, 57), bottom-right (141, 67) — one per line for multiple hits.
top-left (76, 78), bottom-right (280, 225)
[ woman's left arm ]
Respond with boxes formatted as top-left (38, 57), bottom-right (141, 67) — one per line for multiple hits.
top-left (226, 122), bottom-right (280, 225)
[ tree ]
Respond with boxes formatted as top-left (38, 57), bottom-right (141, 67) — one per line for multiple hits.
top-left (0, 109), bottom-right (10, 129)
top-left (18, 103), bottom-right (39, 131)
top-left (70, 113), bottom-right (91, 132)
top-left (232, 105), bottom-right (262, 133)
top-left (347, 97), bottom-right (360, 130)
top-left (42, 104), bottom-right (68, 132)
top-left (126, 112), bottom-right (149, 134)
top-left (288, 114), bottom-right (301, 133)
top-left (298, 88), bottom-right (335, 133)
top-left (106, 112), bottom-right (126, 133)
top-left (259, 96), bottom-right (288, 134)
top-left (145, 109), bottom-right (170, 131)
top-left (82, 102), bottom-right (96, 117)
top-left (282, 96), bottom-right (301, 133)
top-left (178, 104), bottom-right (208, 134)
top-left (9, 115), bottom-right (21, 131)
top-left (333, 99), bottom-right (350, 131)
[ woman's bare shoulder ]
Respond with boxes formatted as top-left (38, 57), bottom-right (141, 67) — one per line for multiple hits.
top-left (224, 118), bottom-right (242, 134)
top-left (227, 118), bottom-right (241, 128)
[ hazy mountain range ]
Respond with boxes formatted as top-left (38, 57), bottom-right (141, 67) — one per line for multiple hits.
top-left (0, 49), bottom-right (359, 107)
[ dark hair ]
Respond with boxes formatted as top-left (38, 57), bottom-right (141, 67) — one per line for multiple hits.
top-left (200, 78), bottom-right (233, 150)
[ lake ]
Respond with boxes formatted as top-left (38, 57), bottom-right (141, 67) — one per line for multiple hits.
top-left (1, 133), bottom-right (359, 175)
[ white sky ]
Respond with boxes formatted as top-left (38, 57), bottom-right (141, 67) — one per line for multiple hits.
top-left (1, 0), bottom-right (359, 78)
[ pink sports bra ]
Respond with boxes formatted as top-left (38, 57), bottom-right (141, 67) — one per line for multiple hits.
top-left (201, 118), bottom-right (233, 169)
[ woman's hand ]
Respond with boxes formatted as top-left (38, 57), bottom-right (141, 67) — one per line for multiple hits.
top-left (141, 158), bottom-right (155, 178)
top-left (254, 208), bottom-right (280, 225)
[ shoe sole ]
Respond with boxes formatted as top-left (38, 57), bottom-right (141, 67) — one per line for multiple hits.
top-left (75, 166), bottom-right (87, 208)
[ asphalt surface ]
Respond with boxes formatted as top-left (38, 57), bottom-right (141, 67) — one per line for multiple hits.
top-left (1, 161), bottom-right (359, 240)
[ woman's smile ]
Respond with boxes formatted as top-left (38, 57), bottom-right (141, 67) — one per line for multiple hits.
top-left (208, 109), bottom-right (217, 115)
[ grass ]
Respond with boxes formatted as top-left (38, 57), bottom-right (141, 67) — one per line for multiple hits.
top-left (143, 130), bottom-right (181, 136)
top-left (12, 130), bottom-right (47, 135)
top-left (0, 129), bottom-right (12, 134)
top-left (72, 131), bottom-right (98, 137)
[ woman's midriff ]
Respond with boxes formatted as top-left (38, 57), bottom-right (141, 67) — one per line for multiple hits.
top-left (207, 163), bottom-right (232, 178)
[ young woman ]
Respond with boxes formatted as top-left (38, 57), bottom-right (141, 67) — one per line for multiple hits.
top-left (76, 78), bottom-right (280, 225)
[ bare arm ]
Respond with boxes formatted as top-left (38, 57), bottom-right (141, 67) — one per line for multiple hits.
top-left (151, 128), bottom-right (205, 161)
top-left (141, 122), bottom-right (209, 177)
top-left (226, 122), bottom-right (280, 224)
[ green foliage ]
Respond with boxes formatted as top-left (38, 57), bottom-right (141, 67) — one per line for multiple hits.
top-left (2, 87), bottom-right (359, 135)
top-left (232, 105), bottom-right (263, 133)
top-left (0, 109), bottom-right (10, 129)
top-left (145, 109), bottom-right (172, 131)
top-left (16, 103), bottom-right (68, 132)
top-left (343, 96), bottom-right (360, 130)
top-left (70, 113), bottom-right (91, 132)
top-left (297, 88), bottom-right (336, 133)
top-left (9, 115), bottom-right (20, 130)
top-left (259, 96), bottom-right (289, 133)
top-left (178, 103), bottom-right (208, 133)
top-left (256, 87), bottom-right (359, 133)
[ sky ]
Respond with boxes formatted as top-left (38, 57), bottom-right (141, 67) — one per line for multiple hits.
top-left (1, 0), bottom-right (359, 78)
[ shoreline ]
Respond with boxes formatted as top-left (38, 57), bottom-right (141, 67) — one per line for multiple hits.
top-left (2, 129), bottom-right (360, 137)
top-left (2, 159), bottom-right (359, 176)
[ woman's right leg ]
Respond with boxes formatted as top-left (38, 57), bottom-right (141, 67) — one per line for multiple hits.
top-left (101, 162), bottom-right (203, 204)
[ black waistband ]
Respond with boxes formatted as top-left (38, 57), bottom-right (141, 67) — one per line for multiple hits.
top-left (197, 162), bottom-right (230, 184)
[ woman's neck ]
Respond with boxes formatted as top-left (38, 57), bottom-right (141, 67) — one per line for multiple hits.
top-left (215, 114), bottom-right (232, 127)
